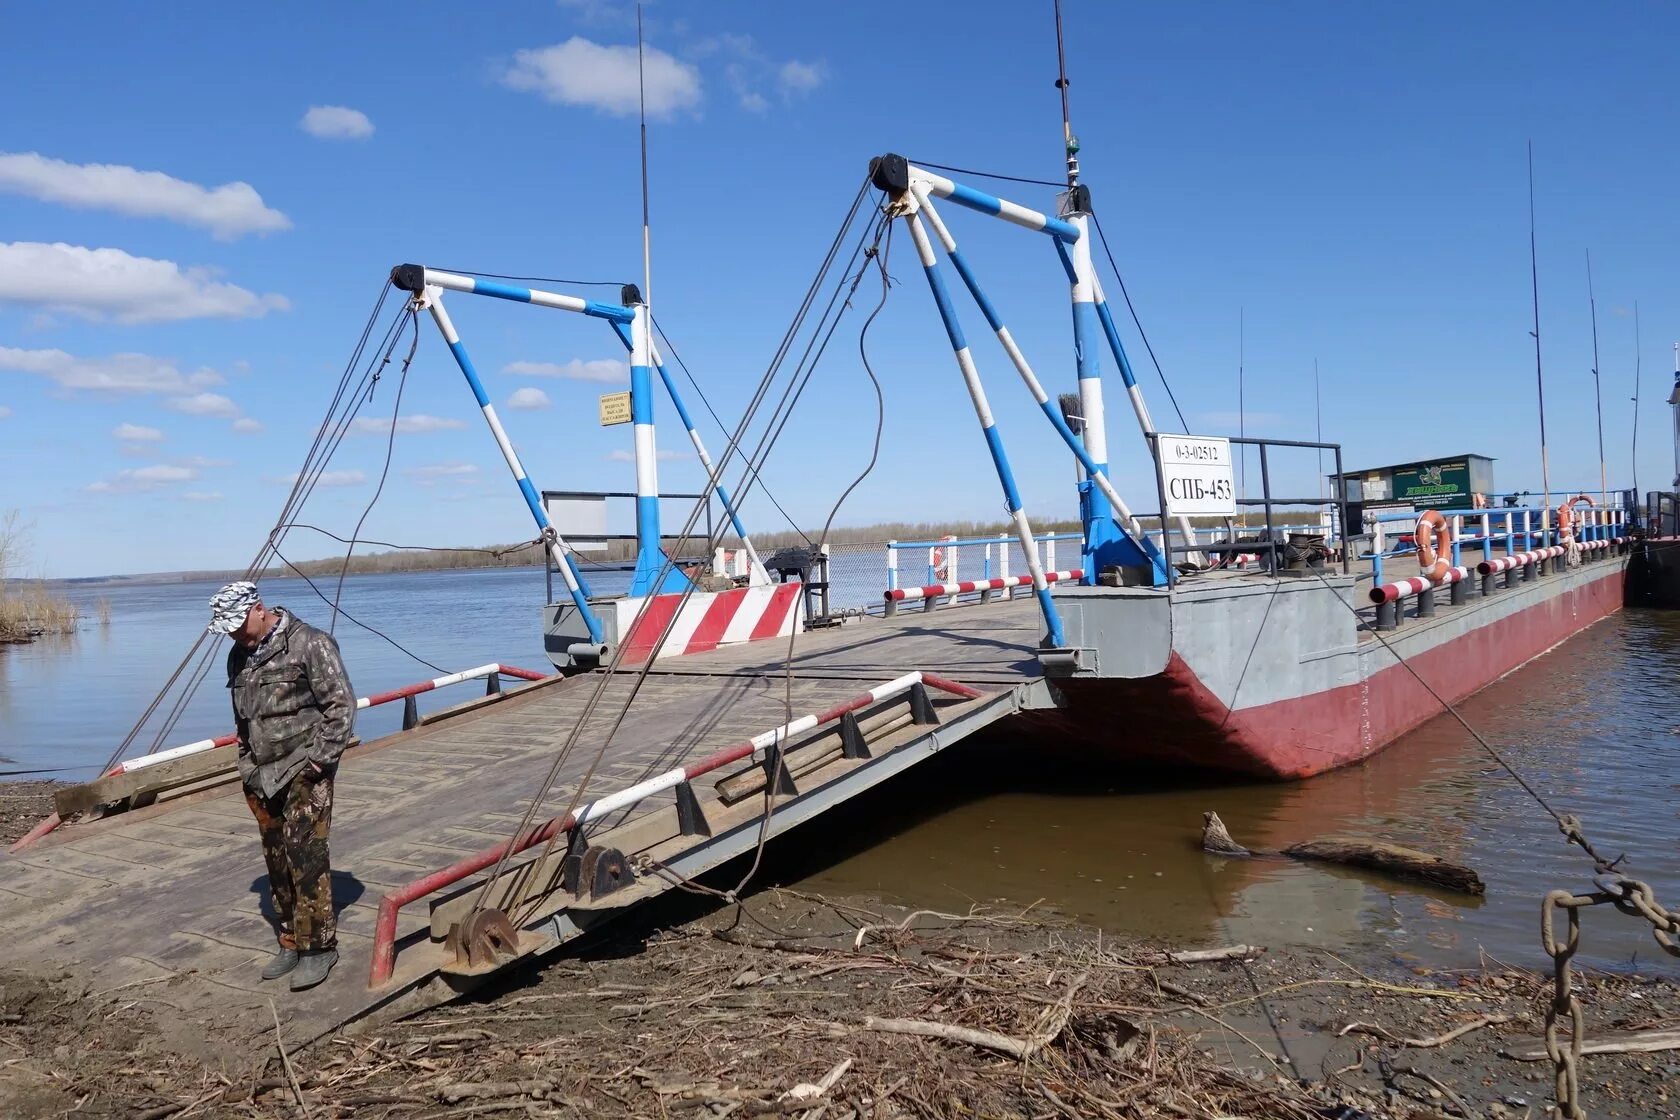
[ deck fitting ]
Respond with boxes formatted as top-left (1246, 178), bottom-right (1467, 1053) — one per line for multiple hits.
top-left (839, 711), bottom-right (872, 759)
top-left (675, 780), bottom-right (711, 837)
top-left (909, 682), bottom-right (940, 725)
top-left (761, 744), bottom-right (799, 796)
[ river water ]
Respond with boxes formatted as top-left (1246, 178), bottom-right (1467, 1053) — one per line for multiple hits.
top-left (2, 568), bottom-right (1676, 973)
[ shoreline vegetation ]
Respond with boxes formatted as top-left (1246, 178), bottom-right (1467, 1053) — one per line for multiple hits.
top-left (0, 512), bottom-right (79, 644)
top-left (16, 511), bottom-right (1306, 590)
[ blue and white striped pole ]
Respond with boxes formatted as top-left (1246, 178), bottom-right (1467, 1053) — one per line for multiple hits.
top-left (409, 266), bottom-right (634, 327)
top-left (607, 318), bottom-right (768, 586)
top-left (902, 206), bottom-right (1066, 648)
top-left (627, 299), bottom-right (689, 598)
top-left (914, 188), bottom-right (1164, 579)
top-left (1063, 206), bottom-right (1132, 585)
top-left (422, 291), bottom-right (603, 644)
top-left (1091, 275), bottom-right (1202, 562)
top-left (904, 164), bottom-right (1080, 243)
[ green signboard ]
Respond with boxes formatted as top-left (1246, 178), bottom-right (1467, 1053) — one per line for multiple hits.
top-left (1392, 460), bottom-right (1472, 510)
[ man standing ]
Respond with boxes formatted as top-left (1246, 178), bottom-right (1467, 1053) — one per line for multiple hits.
top-left (208, 581), bottom-right (355, 991)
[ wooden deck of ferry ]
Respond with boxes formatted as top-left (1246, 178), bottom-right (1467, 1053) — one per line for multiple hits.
top-left (0, 599), bottom-right (1047, 1052)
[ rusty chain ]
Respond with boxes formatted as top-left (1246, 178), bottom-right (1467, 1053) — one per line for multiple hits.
top-left (1539, 815), bottom-right (1680, 1119)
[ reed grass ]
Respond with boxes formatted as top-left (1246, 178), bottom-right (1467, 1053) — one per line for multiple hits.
top-left (0, 582), bottom-right (80, 642)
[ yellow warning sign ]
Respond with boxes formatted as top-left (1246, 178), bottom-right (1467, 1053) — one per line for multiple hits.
top-left (598, 391), bottom-right (632, 426)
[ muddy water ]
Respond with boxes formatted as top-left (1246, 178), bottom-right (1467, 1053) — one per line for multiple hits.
top-left (5, 570), bottom-right (1677, 974)
top-left (783, 610), bottom-right (1680, 974)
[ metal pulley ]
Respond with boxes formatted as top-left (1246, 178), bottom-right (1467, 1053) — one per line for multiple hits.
top-left (443, 906), bottom-right (520, 974)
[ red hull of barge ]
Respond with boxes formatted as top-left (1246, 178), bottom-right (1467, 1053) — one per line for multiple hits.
top-left (1032, 565), bottom-right (1626, 780)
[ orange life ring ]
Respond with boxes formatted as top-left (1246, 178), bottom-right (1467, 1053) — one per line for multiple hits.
top-left (1415, 509), bottom-right (1452, 580)
top-left (1557, 495), bottom-right (1594, 544)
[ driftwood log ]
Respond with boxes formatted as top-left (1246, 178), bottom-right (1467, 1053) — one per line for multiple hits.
top-left (1201, 811), bottom-right (1484, 896)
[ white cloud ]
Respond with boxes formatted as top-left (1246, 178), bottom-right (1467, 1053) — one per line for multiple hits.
top-left (351, 414), bottom-right (465, 435)
top-left (606, 447), bottom-right (690, 462)
top-left (407, 463), bottom-right (479, 487)
top-left (183, 491), bottom-right (223, 502)
top-left (0, 406), bottom-right (12, 420)
top-left (112, 422), bottom-right (164, 442)
top-left (87, 463), bottom-right (197, 493)
top-left (231, 417), bottom-right (264, 433)
top-left (0, 346), bottom-right (224, 394)
top-left (506, 387), bottom-right (552, 410)
top-left (696, 35), bottom-right (825, 111)
top-left (168, 392), bottom-right (241, 418)
top-left (778, 60), bottom-right (825, 96)
top-left (299, 106), bottom-right (375, 141)
top-left (0, 242), bottom-right (289, 324)
top-left (503, 357), bottom-right (627, 382)
top-left (502, 38), bottom-right (701, 118)
top-left (280, 469), bottom-right (365, 488)
top-left (0, 152), bottom-right (290, 240)
top-left (408, 463), bottom-right (478, 478)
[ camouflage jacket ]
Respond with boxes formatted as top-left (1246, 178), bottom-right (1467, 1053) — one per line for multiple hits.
top-left (227, 610), bottom-right (355, 798)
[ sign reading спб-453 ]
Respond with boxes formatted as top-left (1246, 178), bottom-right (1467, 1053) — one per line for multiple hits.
top-left (1157, 434), bottom-right (1236, 516)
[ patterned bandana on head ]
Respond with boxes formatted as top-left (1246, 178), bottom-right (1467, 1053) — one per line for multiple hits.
top-left (208, 581), bottom-right (261, 634)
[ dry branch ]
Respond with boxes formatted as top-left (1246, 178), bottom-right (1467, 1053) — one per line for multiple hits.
top-left (1202, 810), bottom-right (1485, 895)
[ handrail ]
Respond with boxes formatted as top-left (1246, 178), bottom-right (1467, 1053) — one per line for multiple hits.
top-left (366, 670), bottom-right (985, 988)
top-left (1367, 535), bottom-right (1628, 629)
top-left (883, 569), bottom-right (1082, 613)
top-left (1364, 507), bottom-right (1627, 584)
top-left (6, 662), bottom-right (551, 854)
top-left (886, 530), bottom-right (1078, 590)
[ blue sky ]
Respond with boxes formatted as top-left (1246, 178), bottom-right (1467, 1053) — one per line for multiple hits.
top-left (3, 0), bottom-right (1679, 578)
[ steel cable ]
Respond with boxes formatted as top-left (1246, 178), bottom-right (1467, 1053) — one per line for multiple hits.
top-left (95, 283), bottom-right (403, 776)
top-left (468, 178), bottom-right (878, 918)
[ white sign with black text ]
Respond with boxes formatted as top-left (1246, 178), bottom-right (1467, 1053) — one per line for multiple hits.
top-left (1157, 434), bottom-right (1236, 516)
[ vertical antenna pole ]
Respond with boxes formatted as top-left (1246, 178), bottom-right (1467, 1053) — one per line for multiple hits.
top-left (1672, 338), bottom-right (1679, 491)
top-left (1631, 302), bottom-right (1642, 503)
top-left (638, 4), bottom-right (652, 308)
top-left (1314, 356), bottom-right (1324, 497)
top-left (626, 4), bottom-right (683, 597)
top-left (1054, 0), bottom-right (1076, 186)
top-left (1528, 141), bottom-right (1552, 526)
top-left (1238, 308), bottom-right (1246, 507)
top-left (1051, 0), bottom-right (1141, 581)
top-left (1586, 249), bottom-right (1607, 507)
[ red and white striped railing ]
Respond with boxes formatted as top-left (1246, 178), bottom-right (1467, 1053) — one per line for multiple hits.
top-left (7, 662), bottom-right (549, 854)
top-left (1368, 566), bottom-right (1470, 604)
top-left (368, 669), bottom-right (985, 987)
top-left (885, 568), bottom-right (1082, 604)
top-left (1478, 545), bottom-right (1565, 575)
top-left (1477, 537), bottom-right (1623, 576)
top-left (111, 663), bottom-right (548, 775)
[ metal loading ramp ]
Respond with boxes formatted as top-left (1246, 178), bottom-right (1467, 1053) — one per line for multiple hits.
top-left (0, 599), bottom-right (1046, 1048)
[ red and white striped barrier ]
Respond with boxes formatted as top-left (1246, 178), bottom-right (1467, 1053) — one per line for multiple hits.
top-left (106, 661), bottom-right (551, 775)
top-left (1368, 566), bottom-right (1471, 604)
top-left (885, 568), bottom-right (1083, 604)
top-left (368, 669), bottom-right (985, 986)
top-left (8, 662), bottom-right (552, 854)
top-left (109, 663), bottom-right (548, 775)
top-left (1478, 545), bottom-right (1565, 575)
top-left (615, 582), bottom-right (803, 664)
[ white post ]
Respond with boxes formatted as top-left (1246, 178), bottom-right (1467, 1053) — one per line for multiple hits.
top-left (887, 540), bottom-right (898, 591)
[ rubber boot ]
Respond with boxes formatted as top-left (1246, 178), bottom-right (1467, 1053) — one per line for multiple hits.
top-left (260, 947), bottom-right (299, 981)
top-left (289, 948), bottom-right (338, 991)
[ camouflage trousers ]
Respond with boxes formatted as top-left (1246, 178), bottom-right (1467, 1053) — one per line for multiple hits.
top-left (244, 768), bottom-right (336, 951)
